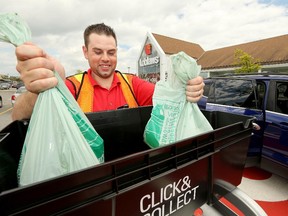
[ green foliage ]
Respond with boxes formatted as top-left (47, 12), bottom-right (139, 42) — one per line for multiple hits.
top-left (234, 49), bottom-right (261, 73)
top-left (9, 76), bottom-right (22, 82)
top-left (0, 74), bottom-right (21, 81)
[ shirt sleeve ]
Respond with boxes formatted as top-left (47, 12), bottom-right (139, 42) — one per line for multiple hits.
top-left (132, 76), bottom-right (155, 106)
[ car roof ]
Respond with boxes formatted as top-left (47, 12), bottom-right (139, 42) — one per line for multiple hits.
top-left (205, 72), bottom-right (288, 81)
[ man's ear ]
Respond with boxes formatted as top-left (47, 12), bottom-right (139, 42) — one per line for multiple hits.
top-left (82, 45), bottom-right (88, 59)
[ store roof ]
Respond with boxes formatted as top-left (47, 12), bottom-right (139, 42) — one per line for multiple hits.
top-left (152, 33), bottom-right (288, 70)
top-left (198, 34), bottom-right (288, 69)
top-left (152, 33), bottom-right (205, 59)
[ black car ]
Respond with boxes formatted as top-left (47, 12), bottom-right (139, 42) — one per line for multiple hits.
top-left (201, 72), bottom-right (288, 179)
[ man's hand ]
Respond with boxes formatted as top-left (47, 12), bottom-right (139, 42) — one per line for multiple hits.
top-left (185, 76), bottom-right (205, 103)
top-left (16, 42), bottom-right (65, 93)
top-left (12, 42), bottom-right (66, 121)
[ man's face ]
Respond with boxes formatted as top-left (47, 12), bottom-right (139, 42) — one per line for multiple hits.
top-left (83, 33), bottom-right (117, 79)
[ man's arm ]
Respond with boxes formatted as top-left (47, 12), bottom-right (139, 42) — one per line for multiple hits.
top-left (11, 91), bottom-right (38, 120)
top-left (132, 75), bottom-right (204, 106)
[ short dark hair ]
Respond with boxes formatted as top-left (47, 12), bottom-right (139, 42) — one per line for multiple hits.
top-left (83, 23), bottom-right (117, 47)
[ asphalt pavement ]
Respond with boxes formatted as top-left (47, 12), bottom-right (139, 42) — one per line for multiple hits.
top-left (0, 89), bottom-right (14, 131)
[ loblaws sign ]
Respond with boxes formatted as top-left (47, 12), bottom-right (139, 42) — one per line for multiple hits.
top-left (138, 40), bottom-right (161, 83)
top-left (139, 56), bottom-right (160, 67)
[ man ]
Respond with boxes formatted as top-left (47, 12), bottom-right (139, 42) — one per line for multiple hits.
top-left (12, 23), bottom-right (204, 120)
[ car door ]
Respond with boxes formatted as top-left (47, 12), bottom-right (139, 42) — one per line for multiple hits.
top-left (203, 77), bottom-right (264, 157)
top-left (262, 80), bottom-right (288, 175)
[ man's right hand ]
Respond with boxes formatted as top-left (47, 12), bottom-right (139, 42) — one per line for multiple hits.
top-left (12, 42), bottom-right (65, 120)
top-left (15, 42), bottom-right (65, 94)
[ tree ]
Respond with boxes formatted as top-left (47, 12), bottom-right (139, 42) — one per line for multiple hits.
top-left (234, 49), bottom-right (261, 73)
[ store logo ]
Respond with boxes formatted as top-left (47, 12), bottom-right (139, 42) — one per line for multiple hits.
top-left (139, 175), bottom-right (199, 215)
top-left (139, 56), bottom-right (160, 67)
top-left (145, 44), bottom-right (152, 55)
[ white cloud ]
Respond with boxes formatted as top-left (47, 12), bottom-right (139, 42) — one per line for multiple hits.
top-left (1, 0), bottom-right (288, 76)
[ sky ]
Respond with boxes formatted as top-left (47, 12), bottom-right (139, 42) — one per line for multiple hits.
top-left (1, 0), bottom-right (288, 77)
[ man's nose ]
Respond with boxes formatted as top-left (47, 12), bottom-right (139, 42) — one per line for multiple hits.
top-left (101, 52), bottom-right (109, 61)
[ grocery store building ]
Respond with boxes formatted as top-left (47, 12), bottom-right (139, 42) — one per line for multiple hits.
top-left (137, 33), bottom-right (288, 82)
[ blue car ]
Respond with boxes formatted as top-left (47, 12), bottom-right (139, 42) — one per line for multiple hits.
top-left (201, 73), bottom-right (288, 179)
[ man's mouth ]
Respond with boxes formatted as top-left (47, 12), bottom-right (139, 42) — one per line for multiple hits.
top-left (100, 65), bottom-right (110, 70)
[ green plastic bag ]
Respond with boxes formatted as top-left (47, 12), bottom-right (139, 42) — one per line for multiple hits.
top-left (0, 13), bottom-right (104, 185)
top-left (0, 12), bottom-right (31, 46)
top-left (144, 51), bottom-right (213, 148)
top-left (18, 73), bottom-right (104, 185)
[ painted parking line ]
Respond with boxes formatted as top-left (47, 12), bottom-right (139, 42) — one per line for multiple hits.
top-left (0, 107), bottom-right (13, 115)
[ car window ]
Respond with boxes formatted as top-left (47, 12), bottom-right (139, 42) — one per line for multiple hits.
top-left (256, 81), bottom-right (266, 109)
top-left (203, 80), bottom-right (212, 98)
top-left (276, 82), bottom-right (288, 114)
top-left (205, 78), bottom-right (257, 108)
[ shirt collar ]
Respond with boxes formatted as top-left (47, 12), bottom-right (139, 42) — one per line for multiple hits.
top-left (87, 69), bottom-right (120, 87)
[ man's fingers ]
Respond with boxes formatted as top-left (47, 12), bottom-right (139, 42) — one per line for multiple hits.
top-left (26, 76), bottom-right (58, 93)
top-left (15, 43), bottom-right (46, 61)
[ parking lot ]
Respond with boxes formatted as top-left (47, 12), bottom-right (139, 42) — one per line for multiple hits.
top-left (0, 89), bottom-right (14, 130)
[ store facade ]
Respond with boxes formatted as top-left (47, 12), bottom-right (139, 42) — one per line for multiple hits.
top-left (137, 32), bottom-right (168, 83)
top-left (137, 33), bottom-right (288, 80)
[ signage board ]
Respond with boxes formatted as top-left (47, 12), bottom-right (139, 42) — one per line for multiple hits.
top-left (138, 38), bottom-right (161, 84)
